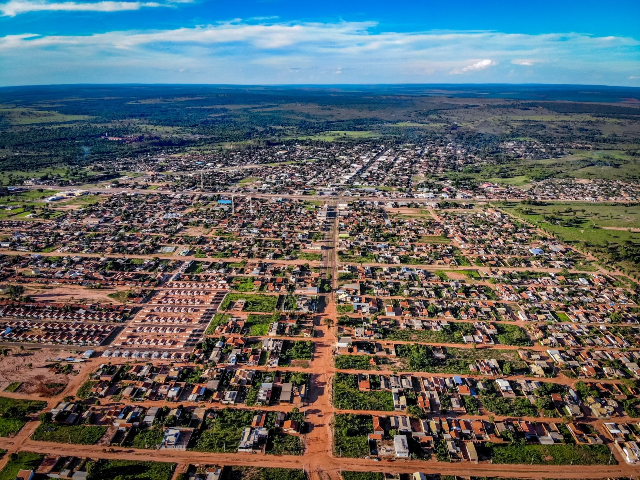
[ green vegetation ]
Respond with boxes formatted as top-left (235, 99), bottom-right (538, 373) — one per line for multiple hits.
top-left (107, 290), bottom-right (136, 303)
top-left (296, 252), bottom-right (322, 261)
top-left (3, 383), bottom-right (21, 393)
top-left (419, 235), bottom-right (451, 244)
top-left (0, 396), bottom-right (46, 437)
top-left (0, 452), bottom-right (43, 480)
top-left (246, 313), bottom-right (279, 336)
top-left (395, 344), bottom-right (526, 374)
top-left (337, 305), bottom-right (354, 314)
top-left (333, 414), bottom-right (372, 458)
top-left (233, 276), bottom-right (258, 292)
top-left (333, 373), bottom-right (393, 411)
top-left (128, 426), bottom-right (164, 449)
top-left (205, 313), bottom-right (231, 335)
top-left (502, 202), bottom-right (640, 278)
top-left (291, 130), bottom-right (377, 142)
top-left (32, 422), bottom-right (107, 444)
top-left (220, 293), bottom-right (278, 312)
top-left (342, 473), bottom-right (384, 480)
top-left (481, 396), bottom-right (538, 417)
top-left (191, 408), bottom-right (253, 452)
top-left (387, 321), bottom-right (476, 344)
top-left (220, 466), bottom-right (306, 480)
top-left (496, 324), bottom-right (531, 346)
top-left (86, 459), bottom-right (175, 480)
top-left (489, 443), bottom-right (614, 465)
top-left (76, 380), bottom-right (97, 399)
top-left (335, 355), bottom-right (376, 370)
top-left (279, 341), bottom-right (314, 365)
top-left (266, 434), bottom-right (304, 455)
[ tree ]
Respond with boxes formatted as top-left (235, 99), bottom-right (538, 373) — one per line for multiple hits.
top-left (406, 405), bottom-right (426, 419)
top-left (39, 412), bottom-right (52, 423)
top-left (5, 284), bottom-right (24, 300)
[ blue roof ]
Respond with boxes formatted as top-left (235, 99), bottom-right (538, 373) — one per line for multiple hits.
top-left (218, 199), bottom-right (232, 204)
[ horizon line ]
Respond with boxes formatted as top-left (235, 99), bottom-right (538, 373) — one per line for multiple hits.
top-left (1, 82), bottom-right (640, 90)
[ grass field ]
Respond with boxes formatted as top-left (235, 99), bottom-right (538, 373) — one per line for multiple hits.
top-left (291, 130), bottom-right (377, 141)
top-left (504, 202), bottom-right (640, 229)
top-left (219, 466), bottom-right (306, 480)
top-left (3, 383), bottom-right (21, 393)
top-left (0, 397), bottom-right (47, 437)
top-left (490, 443), bottom-right (613, 465)
top-left (238, 176), bottom-right (260, 185)
top-left (32, 422), bottom-right (107, 444)
top-left (501, 202), bottom-right (640, 276)
top-left (219, 293), bottom-right (278, 312)
top-left (419, 235), bottom-right (451, 244)
top-left (0, 106), bottom-right (91, 125)
top-left (84, 459), bottom-right (176, 480)
top-left (486, 175), bottom-right (531, 186)
top-left (0, 452), bottom-right (43, 480)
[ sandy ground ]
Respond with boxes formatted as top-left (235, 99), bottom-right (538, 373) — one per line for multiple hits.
top-left (0, 347), bottom-right (76, 395)
top-left (28, 285), bottom-right (121, 304)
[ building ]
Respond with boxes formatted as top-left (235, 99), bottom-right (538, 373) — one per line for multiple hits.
top-left (15, 471), bottom-right (34, 480)
top-left (394, 435), bottom-right (410, 458)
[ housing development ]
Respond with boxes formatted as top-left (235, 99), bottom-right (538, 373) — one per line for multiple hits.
top-left (0, 85), bottom-right (639, 480)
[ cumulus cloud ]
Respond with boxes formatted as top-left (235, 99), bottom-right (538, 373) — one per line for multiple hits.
top-left (451, 59), bottom-right (496, 74)
top-left (512, 59), bottom-right (537, 66)
top-left (0, 21), bottom-right (639, 85)
top-left (0, 0), bottom-right (183, 16)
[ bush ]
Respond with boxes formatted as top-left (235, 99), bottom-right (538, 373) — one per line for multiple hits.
top-left (76, 380), bottom-right (97, 399)
top-left (191, 408), bottom-right (253, 452)
top-left (490, 443), bottom-right (614, 465)
top-left (342, 473), bottom-right (384, 480)
top-left (335, 355), bottom-right (376, 371)
top-left (32, 423), bottom-right (107, 445)
top-left (0, 397), bottom-right (46, 437)
top-left (497, 324), bottom-right (532, 346)
top-left (333, 373), bottom-right (393, 411)
top-left (333, 414), bottom-right (373, 458)
top-left (86, 459), bottom-right (176, 480)
top-left (220, 294), bottom-right (278, 312)
top-left (128, 426), bottom-right (164, 449)
top-left (266, 434), bottom-right (304, 455)
top-left (0, 452), bottom-right (43, 480)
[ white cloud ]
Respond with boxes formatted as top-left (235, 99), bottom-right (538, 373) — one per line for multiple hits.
top-left (0, 21), bottom-right (639, 85)
top-left (0, 0), bottom-right (184, 16)
top-left (451, 59), bottom-right (496, 74)
top-left (630, 75), bottom-right (639, 79)
top-left (512, 59), bottom-right (537, 66)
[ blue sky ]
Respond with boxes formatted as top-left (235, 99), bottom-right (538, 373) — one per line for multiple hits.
top-left (0, 0), bottom-right (639, 86)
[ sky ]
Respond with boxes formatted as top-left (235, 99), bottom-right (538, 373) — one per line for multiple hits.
top-left (0, 0), bottom-right (639, 86)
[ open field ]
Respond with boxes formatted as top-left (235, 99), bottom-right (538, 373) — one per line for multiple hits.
top-left (0, 348), bottom-right (74, 395)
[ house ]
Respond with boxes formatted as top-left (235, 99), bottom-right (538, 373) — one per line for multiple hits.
top-left (15, 470), bottom-right (34, 480)
top-left (279, 383), bottom-right (293, 403)
top-left (257, 383), bottom-right (273, 404)
top-left (394, 435), bottom-right (410, 458)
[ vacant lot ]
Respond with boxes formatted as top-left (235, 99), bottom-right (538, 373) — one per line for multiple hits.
top-left (0, 452), bottom-right (43, 480)
top-left (220, 293), bottom-right (279, 312)
top-left (0, 396), bottom-right (47, 437)
top-left (85, 459), bottom-right (175, 480)
top-left (32, 422), bottom-right (107, 444)
top-left (0, 348), bottom-right (72, 395)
